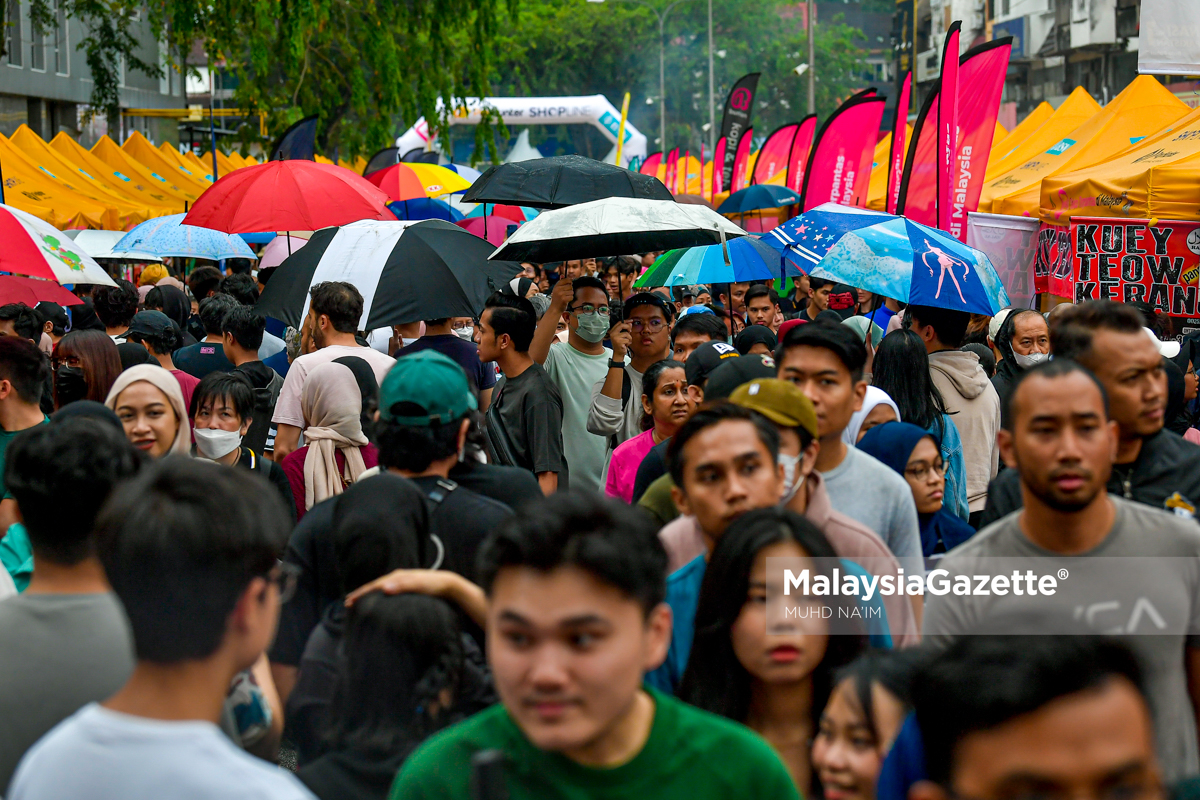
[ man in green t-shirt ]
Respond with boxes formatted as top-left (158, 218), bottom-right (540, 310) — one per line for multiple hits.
top-left (389, 492), bottom-right (800, 800)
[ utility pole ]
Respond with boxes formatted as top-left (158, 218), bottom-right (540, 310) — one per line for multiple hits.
top-left (708, 0), bottom-right (715, 152)
top-left (807, 0), bottom-right (816, 114)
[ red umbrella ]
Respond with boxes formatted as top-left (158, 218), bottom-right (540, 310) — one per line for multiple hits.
top-left (0, 275), bottom-right (83, 307)
top-left (182, 161), bottom-right (393, 234)
top-left (455, 216), bottom-right (520, 247)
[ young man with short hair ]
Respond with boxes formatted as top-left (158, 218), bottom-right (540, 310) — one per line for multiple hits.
top-left (174, 294), bottom-right (239, 379)
top-left (190, 371), bottom-right (295, 521)
top-left (0, 336), bottom-right (52, 532)
top-left (7, 458), bottom-right (313, 800)
top-left (389, 491), bottom-right (799, 800)
top-left (925, 358), bottom-right (1200, 780)
top-left (272, 282), bottom-right (396, 461)
top-left (92, 280), bottom-right (139, 342)
top-left (718, 282), bottom-right (750, 318)
top-left (530, 276), bottom-right (614, 492)
top-left (220, 272), bottom-right (288, 371)
top-left (982, 299), bottom-right (1200, 526)
top-left (671, 311), bottom-right (728, 363)
top-left (0, 419), bottom-right (142, 789)
top-left (397, 316), bottom-right (497, 411)
top-left (478, 292), bottom-right (568, 494)
top-left (221, 305), bottom-right (284, 457)
top-left (0, 304), bottom-right (43, 343)
top-left (794, 277), bottom-right (832, 323)
top-left (587, 292), bottom-right (673, 453)
top-left (744, 284), bottom-right (780, 332)
top-left (775, 321), bottom-right (922, 569)
top-left (908, 636), bottom-right (1159, 800)
top-left (908, 303), bottom-right (1000, 521)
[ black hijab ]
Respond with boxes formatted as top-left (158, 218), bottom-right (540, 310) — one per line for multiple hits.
top-left (145, 285), bottom-right (198, 347)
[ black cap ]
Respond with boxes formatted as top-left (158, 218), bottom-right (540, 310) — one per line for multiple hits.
top-left (704, 354), bottom-right (778, 401)
top-left (622, 291), bottom-right (675, 322)
top-left (685, 340), bottom-right (739, 387)
top-left (36, 302), bottom-right (69, 334)
top-left (680, 285), bottom-right (697, 298)
top-left (734, 324), bottom-right (778, 355)
top-left (125, 310), bottom-right (175, 339)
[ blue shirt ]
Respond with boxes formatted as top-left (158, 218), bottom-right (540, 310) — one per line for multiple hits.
top-left (645, 555), bottom-right (893, 694)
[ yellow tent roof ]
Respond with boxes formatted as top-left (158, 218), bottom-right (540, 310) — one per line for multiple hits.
top-left (986, 77), bottom-right (1189, 216)
top-left (198, 150), bottom-right (242, 177)
top-left (121, 131), bottom-right (211, 196)
top-left (0, 133), bottom-right (113, 229)
top-left (1040, 104), bottom-right (1200, 222)
top-left (244, 156), bottom-right (259, 166)
top-left (994, 120), bottom-right (1009, 142)
top-left (50, 133), bottom-right (182, 213)
top-left (985, 89), bottom-right (1101, 182)
top-left (225, 151), bottom-right (247, 169)
top-left (867, 133), bottom-right (894, 211)
top-left (10, 125), bottom-right (157, 228)
top-left (990, 102), bottom-right (1054, 165)
top-left (178, 150), bottom-right (216, 182)
top-left (91, 136), bottom-right (202, 205)
top-left (158, 142), bottom-right (214, 184)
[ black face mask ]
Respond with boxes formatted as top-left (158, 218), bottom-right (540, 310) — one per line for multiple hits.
top-left (54, 365), bottom-right (89, 407)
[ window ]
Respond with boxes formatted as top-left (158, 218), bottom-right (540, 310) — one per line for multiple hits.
top-left (28, 1), bottom-right (42, 71)
top-left (53, 2), bottom-right (66, 74)
top-left (5, 0), bottom-right (21, 67)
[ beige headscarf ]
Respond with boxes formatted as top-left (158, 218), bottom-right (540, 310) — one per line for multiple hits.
top-left (301, 361), bottom-right (370, 510)
top-left (104, 364), bottom-right (191, 456)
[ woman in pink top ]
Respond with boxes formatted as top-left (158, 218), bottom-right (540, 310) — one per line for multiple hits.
top-left (605, 359), bottom-right (690, 502)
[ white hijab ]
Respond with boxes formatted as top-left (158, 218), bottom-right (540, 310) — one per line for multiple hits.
top-left (843, 386), bottom-right (901, 446)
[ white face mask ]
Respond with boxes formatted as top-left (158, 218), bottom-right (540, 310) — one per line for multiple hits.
top-left (454, 326), bottom-right (474, 342)
top-left (193, 427), bottom-right (243, 460)
top-left (778, 452), bottom-right (803, 503)
top-left (1013, 350), bottom-right (1050, 369)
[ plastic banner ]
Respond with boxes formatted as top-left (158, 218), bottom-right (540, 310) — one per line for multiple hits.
top-left (1139, 0), bottom-right (1200, 75)
top-left (786, 116), bottom-right (818, 194)
top-left (665, 148), bottom-right (679, 194)
top-left (720, 74), bottom-right (760, 189)
top-left (966, 212), bottom-right (1040, 308)
top-left (753, 124), bottom-right (800, 185)
top-left (639, 152), bottom-right (663, 177)
top-left (800, 94), bottom-right (885, 211)
top-left (937, 22), bottom-right (962, 234)
top-left (731, 129), bottom-right (754, 193)
top-left (1035, 217), bottom-right (1200, 318)
top-left (888, 73), bottom-right (912, 214)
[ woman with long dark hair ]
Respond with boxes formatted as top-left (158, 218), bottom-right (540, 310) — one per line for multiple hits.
top-left (51, 329), bottom-right (122, 408)
top-left (871, 330), bottom-right (969, 522)
top-left (604, 358), bottom-right (689, 502)
top-left (298, 592), bottom-right (487, 800)
top-left (679, 507), bottom-right (865, 795)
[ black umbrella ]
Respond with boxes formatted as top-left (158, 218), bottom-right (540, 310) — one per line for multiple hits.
top-left (462, 154), bottom-right (674, 210)
top-left (256, 220), bottom-right (522, 328)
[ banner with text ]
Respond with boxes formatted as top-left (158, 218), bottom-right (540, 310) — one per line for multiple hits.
top-left (800, 94), bottom-right (885, 211)
top-left (966, 212), bottom-right (1040, 308)
top-left (720, 74), bottom-right (760, 189)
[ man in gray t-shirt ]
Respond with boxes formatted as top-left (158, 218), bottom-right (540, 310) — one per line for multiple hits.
top-left (924, 358), bottom-right (1200, 781)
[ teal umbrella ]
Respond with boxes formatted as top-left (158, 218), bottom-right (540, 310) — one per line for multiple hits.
top-left (635, 236), bottom-right (803, 288)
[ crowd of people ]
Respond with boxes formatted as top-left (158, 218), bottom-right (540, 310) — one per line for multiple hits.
top-left (1, 253), bottom-right (1199, 800)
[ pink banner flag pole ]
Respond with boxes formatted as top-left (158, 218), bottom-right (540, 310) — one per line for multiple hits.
top-left (800, 92), bottom-right (886, 211)
top-left (785, 115), bottom-right (817, 194)
top-left (937, 21), bottom-right (962, 233)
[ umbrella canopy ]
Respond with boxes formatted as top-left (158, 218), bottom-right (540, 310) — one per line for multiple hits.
top-left (490, 197), bottom-right (747, 263)
top-left (463, 154), bottom-right (674, 210)
top-left (387, 199), bottom-right (464, 222)
top-left (257, 233), bottom-right (312, 270)
top-left (115, 214), bottom-right (257, 261)
top-left (674, 194), bottom-right (714, 209)
top-left (463, 203), bottom-right (538, 222)
top-left (366, 163), bottom-right (471, 203)
top-left (444, 163), bottom-right (483, 186)
top-left (0, 205), bottom-right (117, 286)
top-left (455, 216), bottom-right (519, 247)
top-left (182, 160), bottom-right (392, 233)
top-left (635, 236), bottom-right (802, 288)
top-left (256, 219), bottom-right (523, 328)
top-left (0, 275), bottom-right (84, 307)
top-left (72, 230), bottom-right (163, 262)
top-left (717, 184), bottom-right (801, 215)
top-left (764, 204), bottom-right (1010, 315)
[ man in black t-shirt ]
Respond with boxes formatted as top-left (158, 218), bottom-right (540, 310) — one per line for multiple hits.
top-left (397, 317), bottom-right (498, 410)
top-left (477, 292), bottom-right (568, 494)
top-left (173, 295), bottom-right (238, 379)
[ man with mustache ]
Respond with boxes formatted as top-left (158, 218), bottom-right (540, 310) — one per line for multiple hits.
top-left (982, 300), bottom-right (1200, 525)
top-left (924, 358), bottom-right (1200, 782)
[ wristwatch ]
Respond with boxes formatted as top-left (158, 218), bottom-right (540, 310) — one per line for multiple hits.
top-left (608, 359), bottom-right (625, 369)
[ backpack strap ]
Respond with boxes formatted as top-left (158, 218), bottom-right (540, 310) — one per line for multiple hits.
top-left (426, 478), bottom-right (459, 505)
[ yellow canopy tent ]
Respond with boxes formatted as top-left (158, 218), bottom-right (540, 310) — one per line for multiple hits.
top-left (1040, 104), bottom-right (1200, 223)
top-left (179, 150), bottom-right (217, 182)
top-left (199, 149), bottom-right (242, 177)
top-left (985, 89), bottom-right (1100, 181)
top-left (867, 133), bottom-right (893, 211)
top-left (226, 151), bottom-right (248, 169)
top-left (244, 155), bottom-right (259, 166)
top-left (0, 133), bottom-right (112, 228)
top-left (314, 154), bottom-right (334, 165)
top-left (989, 102), bottom-right (1054, 166)
top-left (10, 125), bottom-right (157, 228)
top-left (91, 136), bottom-right (201, 206)
top-left (986, 77), bottom-right (1189, 216)
top-left (157, 142), bottom-right (214, 184)
top-left (121, 131), bottom-right (212, 196)
top-left (50, 132), bottom-right (181, 213)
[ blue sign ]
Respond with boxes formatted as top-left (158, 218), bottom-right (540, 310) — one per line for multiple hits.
top-left (993, 18), bottom-right (1025, 57)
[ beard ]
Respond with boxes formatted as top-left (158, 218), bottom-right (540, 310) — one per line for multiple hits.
top-left (1017, 457), bottom-right (1103, 513)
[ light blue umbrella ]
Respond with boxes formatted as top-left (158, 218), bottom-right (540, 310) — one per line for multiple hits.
top-left (761, 203), bottom-right (1010, 315)
top-left (114, 214), bottom-right (256, 261)
top-left (635, 235), bottom-right (805, 288)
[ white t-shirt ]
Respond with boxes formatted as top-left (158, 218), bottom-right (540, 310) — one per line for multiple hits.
top-left (271, 344), bottom-right (396, 429)
top-left (8, 703), bottom-right (315, 799)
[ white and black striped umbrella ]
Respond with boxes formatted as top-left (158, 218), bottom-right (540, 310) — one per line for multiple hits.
top-left (256, 219), bottom-right (522, 328)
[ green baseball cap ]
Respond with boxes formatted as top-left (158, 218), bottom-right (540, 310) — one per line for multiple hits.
top-left (379, 350), bottom-right (478, 426)
top-left (729, 378), bottom-right (819, 440)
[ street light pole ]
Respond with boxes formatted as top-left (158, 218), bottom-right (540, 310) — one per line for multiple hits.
top-left (708, 0), bottom-right (715, 152)
top-left (807, 0), bottom-right (816, 114)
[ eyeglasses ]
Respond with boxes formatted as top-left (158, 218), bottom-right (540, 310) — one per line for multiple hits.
top-left (269, 560), bottom-right (301, 604)
top-left (570, 304), bottom-right (611, 317)
top-left (628, 318), bottom-right (667, 332)
top-left (52, 356), bottom-right (83, 369)
top-left (904, 461), bottom-right (946, 482)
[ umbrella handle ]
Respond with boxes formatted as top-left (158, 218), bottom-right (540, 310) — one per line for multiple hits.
top-left (719, 226), bottom-right (730, 267)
